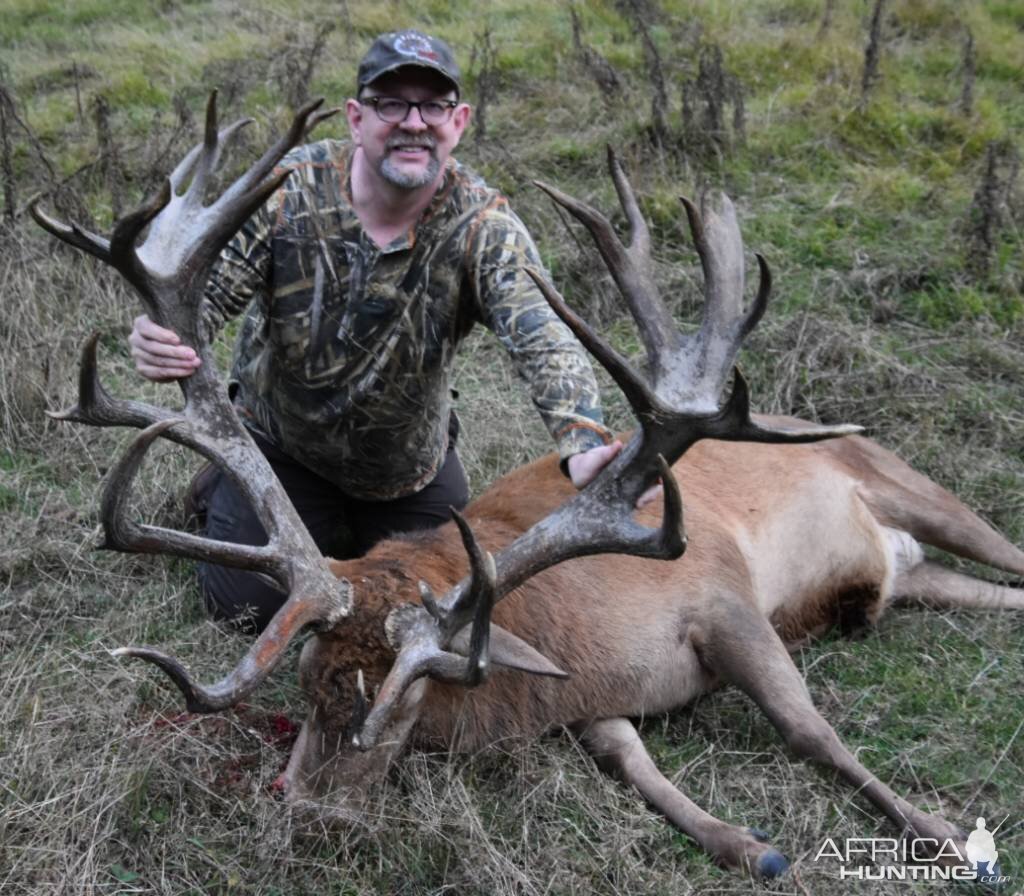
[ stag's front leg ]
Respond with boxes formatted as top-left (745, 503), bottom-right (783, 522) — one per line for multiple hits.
top-left (692, 599), bottom-right (968, 857)
top-left (576, 717), bottom-right (791, 878)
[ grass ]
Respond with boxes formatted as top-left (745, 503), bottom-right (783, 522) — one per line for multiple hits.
top-left (1, 0), bottom-right (1023, 893)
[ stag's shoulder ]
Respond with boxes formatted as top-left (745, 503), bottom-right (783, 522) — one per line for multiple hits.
top-left (467, 452), bottom-right (573, 528)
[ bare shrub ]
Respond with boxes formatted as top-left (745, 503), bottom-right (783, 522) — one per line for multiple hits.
top-left (1, 82), bottom-right (15, 227)
top-left (569, 4), bottom-right (623, 102)
top-left (860, 0), bottom-right (887, 107)
top-left (136, 92), bottom-right (200, 197)
top-left (616, 0), bottom-right (670, 148)
top-left (681, 44), bottom-right (746, 159)
top-left (200, 55), bottom-right (265, 109)
top-left (92, 94), bottom-right (126, 220)
top-left (0, 66), bottom-right (62, 217)
top-left (959, 26), bottom-right (976, 117)
top-left (964, 139), bottom-right (1021, 282)
top-left (818, 0), bottom-right (837, 39)
top-left (271, 20), bottom-right (337, 111)
top-left (469, 28), bottom-right (498, 143)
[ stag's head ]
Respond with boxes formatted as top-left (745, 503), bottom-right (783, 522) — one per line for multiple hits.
top-left (36, 94), bottom-right (858, 815)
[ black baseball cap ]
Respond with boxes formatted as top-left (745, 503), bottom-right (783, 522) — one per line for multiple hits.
top-left (357, 30), bottom-right (461, 97)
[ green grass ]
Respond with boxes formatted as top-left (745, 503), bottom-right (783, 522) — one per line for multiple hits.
top-left (1, 1), bottom-right (1022, 894)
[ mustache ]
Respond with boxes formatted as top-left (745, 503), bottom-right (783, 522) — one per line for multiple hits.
top-left (385, 133), bottom-right (438, 151)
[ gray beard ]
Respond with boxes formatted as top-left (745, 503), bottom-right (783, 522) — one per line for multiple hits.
top-left (379, 152), bottom-right (441, 189)
top-left (378, 135), bottom-right (438, 187)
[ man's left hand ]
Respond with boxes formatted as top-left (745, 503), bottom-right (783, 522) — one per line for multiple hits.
top-left (567, 441), bottom-right (662, 508)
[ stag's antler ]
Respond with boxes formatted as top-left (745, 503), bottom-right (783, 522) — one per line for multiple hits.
top-left (33, 93), bottom-right (349, 711)
top-left (353, 148), bottom-right (861, 748)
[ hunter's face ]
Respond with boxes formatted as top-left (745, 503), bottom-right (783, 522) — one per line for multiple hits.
top-left (348, 69), bottom-right (470, 191)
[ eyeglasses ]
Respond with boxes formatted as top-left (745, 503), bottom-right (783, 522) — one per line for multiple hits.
top-left (360, 96), bottom-right (458, 126)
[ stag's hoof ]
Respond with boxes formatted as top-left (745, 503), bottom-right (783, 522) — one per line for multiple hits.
top-left (755, 848), bottom-right (790, 879)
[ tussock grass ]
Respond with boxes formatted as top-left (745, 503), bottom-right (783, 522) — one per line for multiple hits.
top-left (1, 1), bottom-right (1022, 894)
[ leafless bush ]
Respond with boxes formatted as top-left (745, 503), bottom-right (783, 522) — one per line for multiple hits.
top-left (681, 44), bottom-right (746, 158)
top-left (271, 20), bottom-right (337, 111)
top-left (92, 94), bottom-right (126, 219)
top-left (818, 0), bottom-right (837, 39)
top-left (0, 67), bottom-right (63, 221)
top-left (469, 28), bottom-right (498, 143)
top-left (1, 84), bottom-right (15, 228)
top-left (964, 139), bottom-right (1021, 282)
top-left (616, 0), bottom-right (670, 148)
top-left (134, 92), bottom-right (200, 197)
top-left (860, 0), bottom-right (887, 107)
top-left (569, 4), bottom-right (623, 102)
top-left (959, 27), bottom-right (976, 117)
top-left (200, 55), bottom-right (265, 109)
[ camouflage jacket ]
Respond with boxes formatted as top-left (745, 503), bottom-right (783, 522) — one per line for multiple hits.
top-left (202, 139), bottom-right (611, 501)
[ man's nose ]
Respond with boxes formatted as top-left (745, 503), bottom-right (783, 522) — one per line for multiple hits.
top-left (401, 104), bottom-right (428, 130)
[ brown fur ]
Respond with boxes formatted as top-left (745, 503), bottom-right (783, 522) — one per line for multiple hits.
top-left (286, 423), bottom-right (1024, 874)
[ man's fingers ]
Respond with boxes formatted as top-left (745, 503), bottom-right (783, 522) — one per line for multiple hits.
top-left (568, 439), bottom-right (624, 489)
top-left (132, 339), bottom-right (199, 362)
top-left (127, 314), bottom-right (199, 381)
top-left (137, 363), bottom-right (197, 381)
top-left (636, 483), bottom-right (663, 509)
top-left (134, 314), bottom-right (182, 344)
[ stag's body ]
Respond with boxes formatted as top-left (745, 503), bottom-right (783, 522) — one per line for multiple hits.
top-left (294, 417), bottom-right (1024, 877)
top-left (319, 422), bottom-right (1023, 749)
top-left (299, 415), bottom-right (1024, 868)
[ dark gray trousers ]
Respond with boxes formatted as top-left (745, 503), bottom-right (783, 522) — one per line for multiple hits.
top-left (197, 427), bottom-right (470, 633)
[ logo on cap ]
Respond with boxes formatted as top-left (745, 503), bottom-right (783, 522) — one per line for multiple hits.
top-left (394, 32), bottom-right (439, 63)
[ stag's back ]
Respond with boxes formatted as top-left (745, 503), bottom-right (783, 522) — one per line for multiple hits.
top-left (414, 430), bottom-right (905, 750)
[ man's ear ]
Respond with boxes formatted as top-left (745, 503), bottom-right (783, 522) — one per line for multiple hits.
top-left (345, 98), bottom-right (364, 146)
top-left (450, 102), bottom-right (471, 142)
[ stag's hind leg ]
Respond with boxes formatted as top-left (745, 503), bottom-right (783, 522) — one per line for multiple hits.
top-left (576, 717), bottom-right (791, 878)
top-left (893, 560), bottom-right (1024, 610)
top-left (693, 602), bottom-right (969, 855)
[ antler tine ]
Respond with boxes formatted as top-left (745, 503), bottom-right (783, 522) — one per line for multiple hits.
top-left (709, 369), bottom-right (862, 443)
top-left (98, 420), bottom-right (294, 582)
top-left (524, 267), bottom-right (660, 419)
top-left (536, 149), bottom-right (677, 377)
top-left (213, 98), bottom-right (339, 219)
top-left (29, 199), bottom-right (112, 264)
top-left (447, 510), bottom-right (497, 685)
top-left (47, 332), bottom-right (171, 428)
top-left (186, 90), bottom-right (227, 202)
top-left (677, 193), bottom-right (756, 409)
top-left (168, 96), bottom-right (253, 195)
top-left (111, 574), bottom-right (351, 713)
top-left (448, 512), bottom-right (498, 624)
top-left (607, 145), bottom-right (650, 258)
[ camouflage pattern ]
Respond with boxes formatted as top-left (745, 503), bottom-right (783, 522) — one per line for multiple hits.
top-left (203, 139), bottom-right (611, 501)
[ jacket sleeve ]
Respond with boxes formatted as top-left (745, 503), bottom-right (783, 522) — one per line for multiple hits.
top-left (467, 198), bottom-right (613, 466)
top-left (200, 186), bottom-right (279, 338)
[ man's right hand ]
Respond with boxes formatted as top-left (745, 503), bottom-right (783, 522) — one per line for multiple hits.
top-left (128, 314), bottom-right (202, 381)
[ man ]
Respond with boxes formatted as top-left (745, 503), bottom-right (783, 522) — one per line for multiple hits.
top-left (130, 30), bottom-right (624, 632)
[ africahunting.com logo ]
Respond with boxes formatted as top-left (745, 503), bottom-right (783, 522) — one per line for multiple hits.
top-left (814, 816), bottom-right (1010, 884)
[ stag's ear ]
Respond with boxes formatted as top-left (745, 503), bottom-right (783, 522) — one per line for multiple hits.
top-left (449, 624), bottom-right (568, 678)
